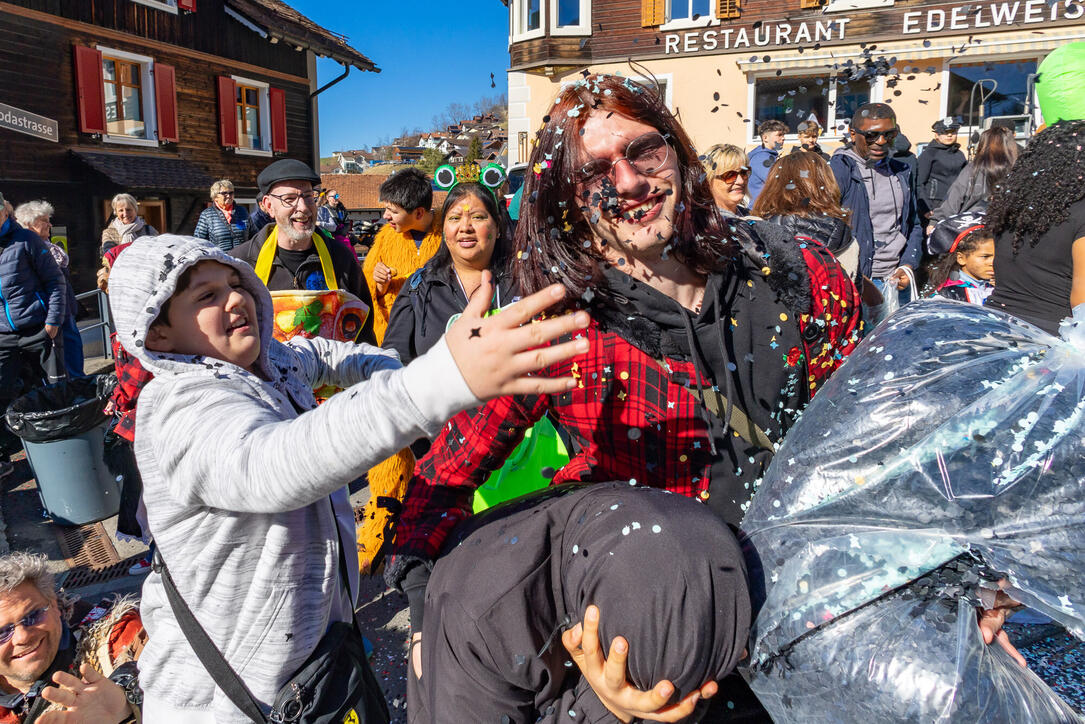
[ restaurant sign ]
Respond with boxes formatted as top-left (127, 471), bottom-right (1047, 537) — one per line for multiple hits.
top-left (663, 0), bottom-right (1085, 54)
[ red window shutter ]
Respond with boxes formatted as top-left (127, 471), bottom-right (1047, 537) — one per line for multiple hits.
top-left (154, 63), bottom-right (179, 142)
top-left (269, 87), bottom-right (287, 153)
top-left (216, 75), bottom-right (238, 147)
top-left (178, 0), bottom-right (197, 11)
top-left (73, 45), bottom-right (106, 135)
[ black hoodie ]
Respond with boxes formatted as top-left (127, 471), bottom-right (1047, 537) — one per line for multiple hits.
top-left (415, 483), bottom-right (751, 724)
top-left (916, 139), bottom-right (967, 217)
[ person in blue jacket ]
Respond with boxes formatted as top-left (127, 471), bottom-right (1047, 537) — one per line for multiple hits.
top-left (0, 192), bottom-right (66, 467)
top-left (193, 179), bottom-right (249, 252)
top-left (830, 103), bottom-right (923, 315)
top-left (746, 119), bottom-right (787, 205)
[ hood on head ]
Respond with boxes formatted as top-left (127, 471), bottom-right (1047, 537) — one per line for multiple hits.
top-left (108, 235), bottom-right (275, 378)
top-left (892, 133), bottom-right (912, 155)
top-left (559, 485), bottom-right (750, 699)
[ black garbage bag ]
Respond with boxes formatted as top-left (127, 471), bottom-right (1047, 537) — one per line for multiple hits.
top-left (4, 375), bottom-right (117, 443)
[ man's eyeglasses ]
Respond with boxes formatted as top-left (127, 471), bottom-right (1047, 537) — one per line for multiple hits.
top-left (216, 191), bottom-right (234, 197)
top-left (721, 167), bottom-right (751, 184)
top-left (575, 132), bottom-right (672, 187)
top-left (266, 190), bottom-right (320, 208)
top-left (0, 606), bottom-right (50, 645)
top-left (853, 127), bottom-right (899, 145)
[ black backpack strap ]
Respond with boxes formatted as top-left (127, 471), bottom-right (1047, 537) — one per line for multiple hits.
top-left (154, 551), bottom-right (268, 724)
top-left (154, 497), bottom-right (359, 724)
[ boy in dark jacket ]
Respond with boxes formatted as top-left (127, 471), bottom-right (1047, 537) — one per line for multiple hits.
top-left (415, 483), bottom-right (750, 724)
top-left (0, 194), bottom-right (66, 461)
top-left (830, 103), bottom-right (923, 306)
top-left (747, 119), bottom-right (788, 204)
top-left (916, 118), bottom-right (967, 220)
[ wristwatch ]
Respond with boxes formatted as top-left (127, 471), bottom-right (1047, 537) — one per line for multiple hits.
top-left (109, 661), bottom-right (142, 723)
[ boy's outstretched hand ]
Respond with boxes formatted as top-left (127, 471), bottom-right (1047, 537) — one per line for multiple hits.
top-left (562, 605), bottom-right (717, 723)
top-left (446, 272), bottom-right (589, 400)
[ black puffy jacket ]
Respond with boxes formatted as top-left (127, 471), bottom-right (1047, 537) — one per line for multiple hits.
top-left (916, 140), bottom-right (967, 217)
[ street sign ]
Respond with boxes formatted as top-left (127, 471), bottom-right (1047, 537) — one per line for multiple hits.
top-left (0, 102), bottom-right (59, 143)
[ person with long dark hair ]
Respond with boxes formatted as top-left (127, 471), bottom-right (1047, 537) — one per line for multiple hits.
top-left (387, 73), bottom-right (861, 721)
top-left (383, 182), bottom-right (516, 364)
top-left (929, 125), bottom-right (1018, 225)
top-left (984, 120), bottom-right (1085, 334)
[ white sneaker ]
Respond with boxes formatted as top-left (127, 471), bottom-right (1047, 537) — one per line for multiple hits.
top-left (128, 557), bottom-right (152, 576)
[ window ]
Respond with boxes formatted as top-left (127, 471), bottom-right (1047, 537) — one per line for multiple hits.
top-left (221, 75), bottom-right (285, 156)
top-left (752, 73), bottom-right (873, 138)
top-left (511, 0), bottom-right (545, 40)
top-left (946, 59), bottom-right (1037, 128)
top-left (670, 0), bottom-right (711, 20)
top-left (551, 0), bottom-right (592, 35)
top-left (236, 84), bottom-right (263, 150)
top-left (75, 46), bottom-right (177, 142)
top-left (130, 0), bottom-right (178, 13)
top-left (103, 56), bottom-right (145, 139)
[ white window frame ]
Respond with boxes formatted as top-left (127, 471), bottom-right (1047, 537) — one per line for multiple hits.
top-left (940, 53), bottom-right (1042, 138)
top-left (231, 75), bottom-right (273, 158)
top-left (626, 73), bottom-right (675, 112)
top-left (550, 0), bottom-right (592, 36)
top-left (96, 45), bottom-right (159, 148)
top-left (660, 0), bottom-right (718, 31)
top-left (511, 0), bottom-right (546, 42)
top-left (746, 70), bottom-right (879, 145)
top-left (823, 0), bottom-right (892, 13)
top-left (130, 0), bottom-right (178, 13)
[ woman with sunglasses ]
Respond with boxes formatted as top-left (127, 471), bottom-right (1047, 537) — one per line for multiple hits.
top-left (701, 144), bottom-right (751, 217)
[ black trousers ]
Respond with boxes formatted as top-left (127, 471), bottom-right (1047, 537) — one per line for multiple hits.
top-left (0, 325), bottom-right (64, 450)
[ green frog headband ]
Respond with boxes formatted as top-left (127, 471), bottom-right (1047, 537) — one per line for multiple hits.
top-left (434, 163), bottom-right (507, 200)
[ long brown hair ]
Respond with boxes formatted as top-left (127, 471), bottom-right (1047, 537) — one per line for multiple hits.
top-left (972, 125), bottom-right (1018, 193)
top-left (751, 153), bottom-right (849, 222)
top-left (513, 74), bottom-right (741, 308)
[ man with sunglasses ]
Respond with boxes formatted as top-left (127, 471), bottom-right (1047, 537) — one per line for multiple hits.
top-left (232, 159), bottom-right (376, 344)
top-left (0, 552), bottom-right (144, 723)
top-left (830, 103), bottom-right (924, 312)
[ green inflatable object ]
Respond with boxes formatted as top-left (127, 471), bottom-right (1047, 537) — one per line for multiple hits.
top-left (1037, 42), bottom-right (1085, 124)
top-left (472, 417), bottom-right (569, 512)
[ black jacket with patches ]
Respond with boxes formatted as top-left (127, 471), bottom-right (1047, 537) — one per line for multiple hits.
top-left (416, 483), bottom-right (750, 724)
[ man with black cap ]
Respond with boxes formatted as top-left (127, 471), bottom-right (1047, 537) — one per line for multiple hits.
top-left (917, 118), bottom-right (966, 221)
top-left (232, 159), bottom-right (375, 343)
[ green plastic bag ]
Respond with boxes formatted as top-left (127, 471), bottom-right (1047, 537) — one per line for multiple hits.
top-left (472, 417), bottom-right (569, 513)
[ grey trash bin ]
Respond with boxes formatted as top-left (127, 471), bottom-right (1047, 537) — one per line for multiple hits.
top-left (4, 376), bottom-right (120, 526)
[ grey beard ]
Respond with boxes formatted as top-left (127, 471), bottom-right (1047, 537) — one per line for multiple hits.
top-left (279, 222), bottom-right (313, 243)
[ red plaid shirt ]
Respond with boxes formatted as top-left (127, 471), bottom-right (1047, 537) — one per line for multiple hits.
top-left (389, 243), bottom-right (861, 571)
top-left (108, 333), bottom-right (153, 443)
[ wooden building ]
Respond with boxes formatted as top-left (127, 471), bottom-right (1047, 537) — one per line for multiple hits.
top-left (0, 0), bottom-right (377, 289)
top-left (500, 0), bottom-right (1085, 164)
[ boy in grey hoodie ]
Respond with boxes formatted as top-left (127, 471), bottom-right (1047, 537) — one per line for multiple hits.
top-left (105, 235), bottom-right (587, 723)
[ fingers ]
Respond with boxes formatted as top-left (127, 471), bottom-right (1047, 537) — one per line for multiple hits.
top-left (580, 605), bottom-right (602, 662)
top-left (506, 336), bottom-right (589, 379)
top-left (500, 284), bottom-right (569, 328)
top-left (996, 629), bottom-right (1028, 668)
top-left (52, 670), bottom-right (87, 690)
top-left (698, 680), bottom-right (719, 700)
top-left (40, 685), bottom-right (78, 708)
top-left (80, 663), bottom-right (105, 684)
top-left (647, 686), bottom-right (703, 723)
top-left (603, 637), bottom-right (629, 692)
top-left (462, 270), bottom-right (496, 319)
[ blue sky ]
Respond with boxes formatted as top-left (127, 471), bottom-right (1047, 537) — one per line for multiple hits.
top-left (289, 0), bottom-right (512, 155)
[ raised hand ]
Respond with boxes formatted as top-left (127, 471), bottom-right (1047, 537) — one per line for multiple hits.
top-left (446, 271), bottom-right (589, 400)
top-left (38, 664), bottom-right (131, 724)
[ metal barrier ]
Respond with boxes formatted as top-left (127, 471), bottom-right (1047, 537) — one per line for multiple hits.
top-left (76, 288), bottom-right (113, 360)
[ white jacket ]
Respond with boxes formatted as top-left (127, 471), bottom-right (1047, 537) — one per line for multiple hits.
top-left (108, 235), bottom-right (477, 722)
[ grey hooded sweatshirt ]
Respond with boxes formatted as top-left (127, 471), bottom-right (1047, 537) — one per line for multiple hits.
top-left (107, 235), bottom-right (478, 722)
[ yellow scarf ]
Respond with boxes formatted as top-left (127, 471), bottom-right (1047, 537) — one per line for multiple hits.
top-left (253, 227), bottom-right (338, 291)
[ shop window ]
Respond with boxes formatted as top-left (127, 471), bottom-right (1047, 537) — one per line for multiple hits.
top-left (552, 0), bottom-right (592, 36)
top-left (946, 59), bottom-right (1037, 128)
top-left (216, 75), bottom-right (287, 155)
top-left (73, 45), bottom-right (176, 147)
top-left (752, 73), bottom-right (872, 138)
top-left (512, 0), bottom-right (545, 41)
top-left (671, 0), bottom-right (711, 20)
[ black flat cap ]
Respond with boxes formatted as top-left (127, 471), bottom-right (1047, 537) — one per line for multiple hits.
top-left (257, 159), bottom-right (321, 197)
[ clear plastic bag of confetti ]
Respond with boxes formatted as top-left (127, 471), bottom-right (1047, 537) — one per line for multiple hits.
top-left (740, 299), bottom-right (1085, 723)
